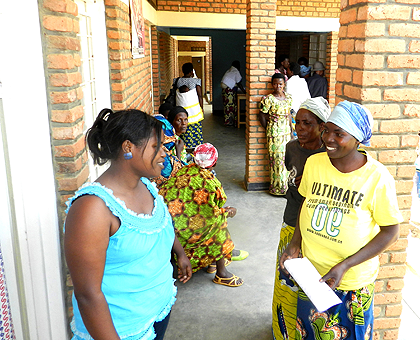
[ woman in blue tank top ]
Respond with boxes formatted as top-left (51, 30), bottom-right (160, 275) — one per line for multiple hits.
top-left (64, 109), bottom-right (192, 340)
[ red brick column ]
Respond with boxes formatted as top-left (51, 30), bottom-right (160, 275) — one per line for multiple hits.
top-left (40, 0), bottom-right (89, 218)
top-left (326, 31), bottom-right (339, 109)
top-left (336, 1), bottom-right (420, 338)
top-left (157, 30), bottom-right (177, 102)
top-left (39, 0), bottom-right (89, 321)
top-left (245, 0), bottom-right (276, 190)
top-left (151, 26), bottom-right (161, 114)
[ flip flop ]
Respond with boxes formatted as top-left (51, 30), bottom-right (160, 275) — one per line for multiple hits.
top-left (206, 258), bottom-right (231, 274)
top-left (213, 274), bottom-right (244, 287)
top-left (231, 249), bottom-right (249, 261)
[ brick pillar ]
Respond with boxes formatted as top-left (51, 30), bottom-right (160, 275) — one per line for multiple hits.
top-left (336, 1), bottom-right (420, 339)
top-left (39, 0), bottom-right (89, 323)
top-left (151, 26), bottom-right (160, 114)
top-left (325, 31), bottom-right (338, 109)
top-left (40, 0), bottom-right (89, 216)
top-left (245, 0), bottom-right (277, 190)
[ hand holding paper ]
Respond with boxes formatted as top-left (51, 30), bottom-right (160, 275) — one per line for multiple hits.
top-left (284, 257), bottom-right (342, 312)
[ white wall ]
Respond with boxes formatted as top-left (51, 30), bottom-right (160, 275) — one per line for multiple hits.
top-left (0, 1), bottom-right (67, 339)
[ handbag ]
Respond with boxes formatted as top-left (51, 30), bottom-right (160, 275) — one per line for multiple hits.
top-left (164, 77), bottom-right (180, 106)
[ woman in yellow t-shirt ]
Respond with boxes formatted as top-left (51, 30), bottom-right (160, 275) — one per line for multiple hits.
top-left (280, 101), bottom-right (403, 340)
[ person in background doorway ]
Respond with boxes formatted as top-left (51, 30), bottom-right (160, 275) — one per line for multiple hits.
top-left (306, 61), bottom-right (328, 99)
top-left (175, 62), bottom-right (204, 150)
top-left (286, 62), bottom-right (311, 117)
top-left (65, 108), bottom-right (192, 340)
top-left (221, 60), bottom-right (246, 127)
top-left (298, 57), bottom-right (311, 79)
top-left (272, 97), bottom-right (331, 340)
top-left (259, 73), bottom-right (293, 196)
top-left (275, 55), bottom-right (290, 81)
top-left (279, 101), bottom-right (403, 340)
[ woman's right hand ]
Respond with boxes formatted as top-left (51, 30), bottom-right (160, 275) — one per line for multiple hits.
top-left (279, 242), bottom-right (301, 275)
top-left (224, 206), bottom-right (237, 218)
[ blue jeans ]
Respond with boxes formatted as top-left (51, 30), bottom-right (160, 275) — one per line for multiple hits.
top-left (154, 312), bottom-right (171, 340)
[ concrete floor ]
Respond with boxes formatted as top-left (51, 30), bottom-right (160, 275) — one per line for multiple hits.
top-left (165, 106), bottom-right (283, 339)
top-left (165, 105), bottom-right (418, 340)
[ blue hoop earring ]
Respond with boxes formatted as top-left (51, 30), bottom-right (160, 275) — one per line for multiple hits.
top-left (124, 152), bottom-right (133, 160)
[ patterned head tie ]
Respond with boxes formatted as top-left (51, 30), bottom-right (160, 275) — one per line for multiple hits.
top-left (193, 143), bottom-right (218, 169)
top-left (327, 101), bottom-right (373, 146)
top-left (299, 97), bottom-right (331, 123)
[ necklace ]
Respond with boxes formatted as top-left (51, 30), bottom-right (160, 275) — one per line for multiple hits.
top-left (301, 140), bottom-right (323, 150)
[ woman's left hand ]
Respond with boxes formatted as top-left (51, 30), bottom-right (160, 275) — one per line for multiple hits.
top-left (177, 253), bottom-right (192, 283)
top-left (320, 261), bottom-right (350, 290)
top-left (172, 237), bottom-right (192, 283)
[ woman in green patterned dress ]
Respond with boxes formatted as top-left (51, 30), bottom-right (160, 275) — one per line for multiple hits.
top-left (259, 73), bottom-right (293, 196)
top-left (159, 143), bottom-right (244, 287)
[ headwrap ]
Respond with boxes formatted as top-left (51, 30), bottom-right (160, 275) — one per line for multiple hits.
top-left (299, 97), bottom-right (331, 123)
top-left (194, 143), bottom-right (218, 169)
top-left (300, 65), bottom-right (312, 77)
top-left (327, 101), bottom-right (373, 146)
top-left (167, 106), bottom-right (188, 126)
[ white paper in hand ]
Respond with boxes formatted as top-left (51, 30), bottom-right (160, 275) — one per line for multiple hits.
top-left (284, 257), bottom-right (342, 312)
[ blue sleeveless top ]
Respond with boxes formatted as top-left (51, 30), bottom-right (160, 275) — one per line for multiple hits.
top-left (65, 178), bottom-right (176, 340)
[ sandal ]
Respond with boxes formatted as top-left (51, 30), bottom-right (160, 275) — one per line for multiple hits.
top-left (213, 274), bottom-right (244, 287)
top-left (231, 249), bottom-right (249, 261)
top-left (206, 258), bottom-right (231, 274)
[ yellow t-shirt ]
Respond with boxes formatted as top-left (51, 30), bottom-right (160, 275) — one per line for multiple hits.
top-left (298, 151), bottom-right (403, 290)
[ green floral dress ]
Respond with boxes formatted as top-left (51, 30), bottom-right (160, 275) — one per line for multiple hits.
top-left (260, 93), bottom-right (293, 195)
top-left (159, 163), bottom-right (234, 272)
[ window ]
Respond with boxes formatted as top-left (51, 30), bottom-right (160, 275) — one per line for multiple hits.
top-left (76, 0), bottom-right (111, 180)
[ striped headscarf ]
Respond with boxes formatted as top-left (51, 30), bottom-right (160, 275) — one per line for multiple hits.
top-left (328, 101), bottom-right (373, 146)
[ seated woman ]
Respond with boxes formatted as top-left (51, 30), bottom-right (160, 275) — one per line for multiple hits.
top-left (152, 105), bottom-right (188, 187)
top-left (159, 143), bottom-right (244, 287)
top-left (167, 106), bottom-right (189, 163)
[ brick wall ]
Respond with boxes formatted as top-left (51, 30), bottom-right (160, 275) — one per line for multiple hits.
top-left (326, 31), bottom-right (339, 108)
top-left (178, 40), bottom-right (206, 51)
top-left (336, 0), bottom-right (419, 338)
top-left (206, 39), bottom-right (212, 102)
top-left (151, 26), bottom-right (161, 113)
top-left (245, 0), bottom-right (277, 190)
top-left (158, 30), bottom-right (178, 104)
top-left (105, 0), bottom-right (153, 113)
top-left (156, 0), bottom-right (341, 18)
top-left (39, 0), bottom-right (88, 325)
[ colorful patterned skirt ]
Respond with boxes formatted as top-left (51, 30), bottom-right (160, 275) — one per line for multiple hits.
top-left (267, 124), bottom-right (290, 196)
top-left (0, 244), bottom-right (16, 340)
top-left (181, 122), bottom-right (203, 149)
top-left (273, 223), bottom-right (298, 340)
top-left (222, 87), bottom-right (237, 127)
top-left (296, 283), bottom-right (375, 340)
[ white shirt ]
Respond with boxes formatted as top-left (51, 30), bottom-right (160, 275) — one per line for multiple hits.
top-left (221, 66), bottom-right (242, 89)
top-left (286, 75), bottom-right (311, 113)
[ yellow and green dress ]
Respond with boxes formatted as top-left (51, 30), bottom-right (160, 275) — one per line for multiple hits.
top-left (159, 163), bottom-right (234, 272)
top-left (260, 93), bottom-right (293, 196)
